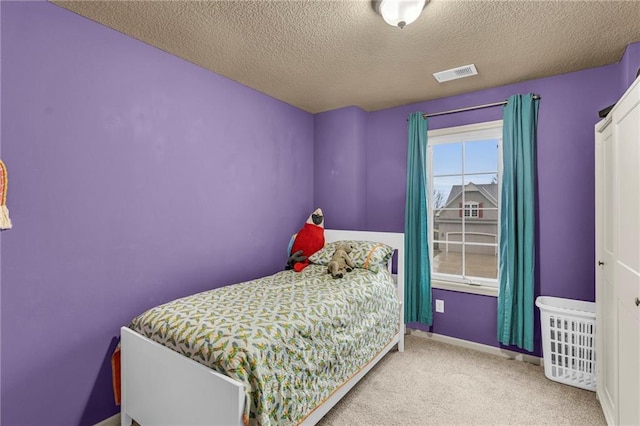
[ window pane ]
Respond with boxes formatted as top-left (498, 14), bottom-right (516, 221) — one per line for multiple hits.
top-left (432, 175), bottom-right (462, 210)
top-left (464, 244), bottom-right (498, 280)
top-left (464, 139), bottom-right (499, 174)
top-left (432, 242), bottom-right (462, 276)
top-left (432, 142), bottom-right (462, 176)
top-left (463, 173), bottom-right (498, 186)
top-left (463, 174), bottom-right (498, 219)
top-left (428, 123), bottom-right (502, 286)
top-left (465, 232), bottom-right (498, 246)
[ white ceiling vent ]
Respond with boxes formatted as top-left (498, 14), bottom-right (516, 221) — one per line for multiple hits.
top-left (433, 64), bottom-right (478, 83)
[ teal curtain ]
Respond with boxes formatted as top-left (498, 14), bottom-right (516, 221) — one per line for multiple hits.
top-left (405, 112), bottom-right (432, 326)
top-left (498, 94), bottom-right (539, 351)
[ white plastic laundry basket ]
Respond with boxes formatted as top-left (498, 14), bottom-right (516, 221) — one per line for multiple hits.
top-left (535, 296), bottom-right (596, 391)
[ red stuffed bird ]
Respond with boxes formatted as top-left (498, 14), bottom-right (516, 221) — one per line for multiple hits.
top-left (287, 208), bottom-right (325, 272)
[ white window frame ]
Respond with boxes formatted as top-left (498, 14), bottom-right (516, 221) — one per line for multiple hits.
top-left (427, 120), bottom-right (503, 297)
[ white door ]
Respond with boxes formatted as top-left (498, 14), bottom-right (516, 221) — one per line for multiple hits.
top-left (596, 120), bottom-right (618, 423)
top-left (612, 88), bottom-right (640, 426)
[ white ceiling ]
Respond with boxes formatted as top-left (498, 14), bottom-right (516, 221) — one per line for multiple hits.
top-left (53, 0), bottom-right (640, 114)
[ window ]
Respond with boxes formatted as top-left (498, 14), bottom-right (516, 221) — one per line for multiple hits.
top-left (464, 202), bottom-right (479, 218)
top-left (427, 120), bottom-right (502, 293)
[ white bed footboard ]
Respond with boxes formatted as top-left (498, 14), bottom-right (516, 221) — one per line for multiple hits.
top-left (121, 327), bottom-right (244, 426)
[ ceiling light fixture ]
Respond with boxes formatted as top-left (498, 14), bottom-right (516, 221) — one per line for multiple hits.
top-left (374, 0), bottom-right (428, 29)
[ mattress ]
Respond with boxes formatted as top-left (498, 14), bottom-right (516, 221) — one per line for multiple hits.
top-left (128, 264), bottom-right (400, 426)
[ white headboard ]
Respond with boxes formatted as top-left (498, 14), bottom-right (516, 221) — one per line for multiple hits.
top-left (323, 229), bottom-right (405, 331)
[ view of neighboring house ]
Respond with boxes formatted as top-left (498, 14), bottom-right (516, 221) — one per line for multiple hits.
top-left (434, 182), bottom-right (498, 256)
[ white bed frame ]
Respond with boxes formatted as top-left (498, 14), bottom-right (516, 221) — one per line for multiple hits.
top-left (121, 229), bottom-right (405, 426)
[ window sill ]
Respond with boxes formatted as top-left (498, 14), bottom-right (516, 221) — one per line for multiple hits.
top-left (431, 279), bottom-right (498, 297)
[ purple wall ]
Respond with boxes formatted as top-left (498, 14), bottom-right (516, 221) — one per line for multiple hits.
top-left (0, 3), bottom-right (3, 425)
top-left (620, 42), bottom-right (640, 93)
top-left (1, 2), bottom-right (313, 425)
top-left (314, 107), bottom-right (367, 230)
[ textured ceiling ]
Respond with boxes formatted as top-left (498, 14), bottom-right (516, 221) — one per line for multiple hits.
top-left (53, 0), bottom-right (640, 113)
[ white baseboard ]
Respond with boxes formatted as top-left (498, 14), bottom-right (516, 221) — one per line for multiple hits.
top-left (410, 329), bottom-right (543, 366)
top-left (94, 412), bottom-right (120, 426)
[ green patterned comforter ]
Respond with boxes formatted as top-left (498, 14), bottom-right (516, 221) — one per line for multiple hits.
top-left (128, 264), bottom-right (400, 425)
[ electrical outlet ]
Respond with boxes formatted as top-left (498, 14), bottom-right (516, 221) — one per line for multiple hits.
top-left (435, 299), bottom-right (445, 313)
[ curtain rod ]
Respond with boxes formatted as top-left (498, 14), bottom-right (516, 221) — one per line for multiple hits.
top-left (408, 94), bottom-right (541, 120)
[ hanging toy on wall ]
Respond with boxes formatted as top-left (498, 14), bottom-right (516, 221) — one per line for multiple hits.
top-left (0, 160), bottom-right (13, 230)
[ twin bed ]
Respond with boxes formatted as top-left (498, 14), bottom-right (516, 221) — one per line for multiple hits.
top-left (120, 230), bottom-right (405, 426)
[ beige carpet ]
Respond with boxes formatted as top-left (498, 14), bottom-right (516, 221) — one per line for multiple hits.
top-left (317, 334), bottom-right (605, 426)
